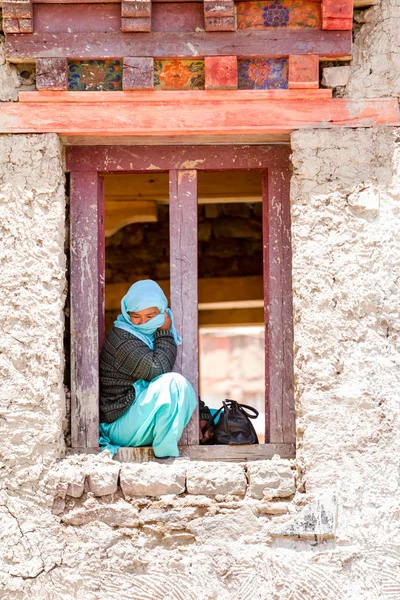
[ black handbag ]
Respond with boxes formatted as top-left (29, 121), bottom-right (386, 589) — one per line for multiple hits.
top-left (201, 399), bottom-right (259, 445)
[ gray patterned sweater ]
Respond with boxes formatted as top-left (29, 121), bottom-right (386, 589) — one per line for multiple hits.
top-left (99, 327), bottom-right (177, 424)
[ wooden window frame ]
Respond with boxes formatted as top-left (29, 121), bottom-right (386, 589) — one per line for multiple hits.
top-left (66, 145), bottom-right (295, 460)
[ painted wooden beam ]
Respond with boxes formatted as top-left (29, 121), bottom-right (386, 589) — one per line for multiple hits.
top-left (2, 0), bottom-right (33, 33)
top-left (288, 55), bottom-right (319, 90)
top-left (66, 144), bottom-right (291, 173)
top-left (36, 57), bottom-right (68, 91)
top-left (102, 170), bottom-right (262, 204)
top-left (19, 90), bottom-right (333, 102)
top-left (106, 276), bottom-right (264, 311)
top-left (322, 0), bottom-right (353, 30)
top-left (169, 170), bottom-right (199, 445)
top-left (204, 0), bottom-right (236, 31)
top-left (33, 3), bottom-right (121, 34)
top-left (153, 2), bottom-right (204, 32)
top-left (121, 0), bottom-right (152, 31)
top-left (263, 167), bottom-right (295, 445)
top-left (5, 30), bottom-right (352, 61)
top-left (205, 56), bottom-right (238, 90)
top-left (2, 96), bottom-right (398, 142)
top-left (105, 199), bottom-right (158, 237)
top-left (123, 57), bottom-right (154, 90)
top-left (70, 171), bottom-right (102, 448)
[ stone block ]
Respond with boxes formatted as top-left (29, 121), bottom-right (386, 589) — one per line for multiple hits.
top-left (347, 184), bottom-right (380, 217)
top-left (247, 458), bottom-right (295, 500)
top-left (271, 491), bottom-right (338, 539)
top-left (288, 55), bottom-right (319, 90)
top-left (87, 462), bottom-right (120, 497)
top-left (186, 462), bottom-right (247, 497)
top-left (62, 499), bottom-right (139, 527)
top-left (36, 58), bottom-right (68, 91)
top-left (205, 56), bottom-right (238, 90)
top-left (120, 462), bottom-right (186, 497)
top-left (63, 465), bottom-right (85, 498)
top-left (321, 66), bottom-right (351, 88)
top-left (123, 57), bottom-right (154, 90)
top-left (213, 217), bottom-right (261, 240)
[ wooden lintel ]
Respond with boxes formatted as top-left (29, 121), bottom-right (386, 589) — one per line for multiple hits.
top-left (106, 276), bottom-right (264, 311)
top-left (5, 30), bottom-right (352, 61)
top-left (1, 97), bottom-right (398, 142)
top-left (105, 199), bottom-right (158, 237)
top-left (67, 144), bottom-right (291, 173)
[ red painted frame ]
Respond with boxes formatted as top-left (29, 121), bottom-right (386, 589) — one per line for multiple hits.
top-left (66, 145), bottom-right (295, 451)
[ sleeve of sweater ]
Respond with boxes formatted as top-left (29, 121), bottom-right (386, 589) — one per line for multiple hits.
top-left (115, 329), bottom-right (178, 382)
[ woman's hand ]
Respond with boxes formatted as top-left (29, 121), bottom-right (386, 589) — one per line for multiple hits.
top-left (199, 420), bottom-right (214, 443)
top-left (157, 312), bottom-right (172, 331)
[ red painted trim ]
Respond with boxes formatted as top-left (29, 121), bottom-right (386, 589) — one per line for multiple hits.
top-left (70, 171), bottom-right (101, 448)
top-left (19, 89), bottom-right (333, 102)
top-left (169, 170), bottom-right (199, 445)
top-left (98, 176), bottom-right (106, 353)
top-left (66, 144), bottom-right (291, 172)
top-left (3, 97), bottom-right (398, 141)
top-left (262, 165), bottom-right (295, 444)
top-left (68, 145), bottom-right (294, 448)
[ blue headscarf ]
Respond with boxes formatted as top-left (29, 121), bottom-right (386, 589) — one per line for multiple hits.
top-left (114, 280), bottom-right (182, 350)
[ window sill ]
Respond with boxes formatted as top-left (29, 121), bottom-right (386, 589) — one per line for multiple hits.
top-left (66, 443), bottom-right (295, 462)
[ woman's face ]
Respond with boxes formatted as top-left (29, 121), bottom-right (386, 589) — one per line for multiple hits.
top-left (129, 306), bottom-right (160, 326)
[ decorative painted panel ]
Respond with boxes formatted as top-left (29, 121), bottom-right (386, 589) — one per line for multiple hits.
top-left (238, 58), bottom-right (288, 90)
top-left (154, 60), bottom-right (205, 90)
top-left (237, 0), bottom-right (322, 30)
top-left (68, 60), bottom-right (122, 91)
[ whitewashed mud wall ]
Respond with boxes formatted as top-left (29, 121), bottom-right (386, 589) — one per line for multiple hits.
top-left (1, 3), bottom-right (400, 599)
top-left (1, 127), bottom-right (399, 600)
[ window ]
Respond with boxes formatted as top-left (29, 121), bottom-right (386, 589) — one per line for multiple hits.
top-left (67, 145), bottom-right (295, 460)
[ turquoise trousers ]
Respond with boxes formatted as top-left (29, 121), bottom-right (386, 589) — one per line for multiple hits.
top-left (99, 372), bottom-right (197, 458)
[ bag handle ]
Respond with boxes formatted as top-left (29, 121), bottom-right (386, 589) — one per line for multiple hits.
top-left (224, 399), bottom-right (259, 419)
top-left (201, 405), bottom-right (224, 436)
top-left (201, 400), bottom-right (259, 437)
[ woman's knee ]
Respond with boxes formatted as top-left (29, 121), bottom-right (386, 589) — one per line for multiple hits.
top-left (158, 372), bottom-right (188, 388)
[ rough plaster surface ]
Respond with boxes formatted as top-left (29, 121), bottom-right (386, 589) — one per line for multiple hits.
top-left (290, 126), bottom-right (400, 597)
top-left (346, 0), bottom-right (400, 98)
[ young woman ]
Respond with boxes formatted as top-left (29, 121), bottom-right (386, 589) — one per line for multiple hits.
top-left (99, 279), bottom-right (210, 458)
